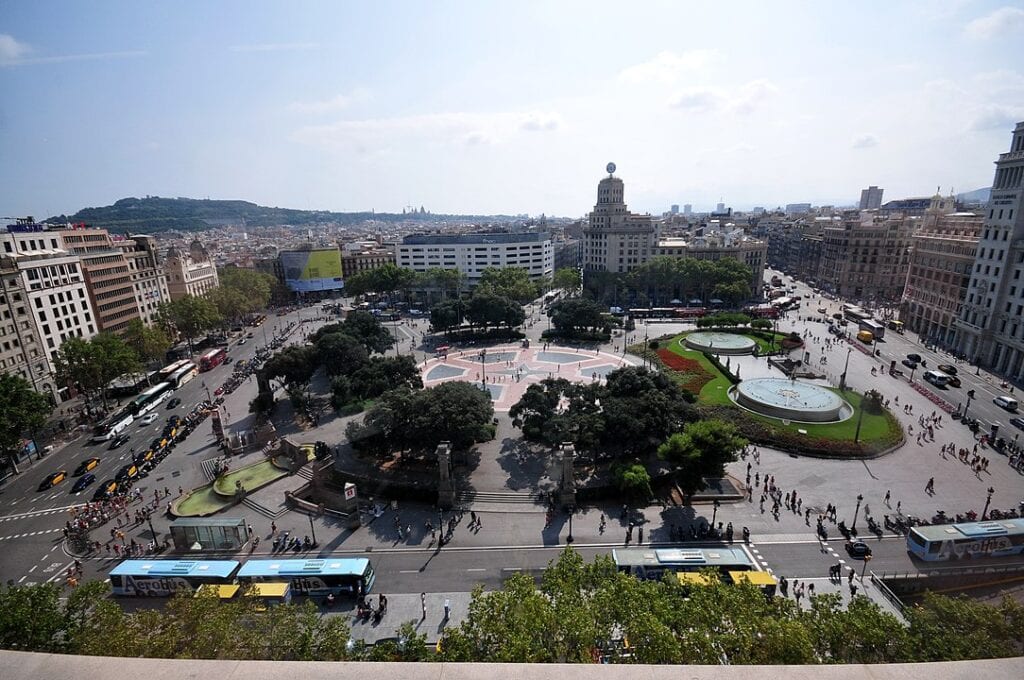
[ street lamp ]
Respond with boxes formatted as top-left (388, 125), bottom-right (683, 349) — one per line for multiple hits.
top-left (712, 499), bottom-right (720, 527)
top-left (982, 487), bottom-right (995, 520)
top-left (839, 347), bottom-right (853, 391)
top-left (146, 513), bottom-right (159, 551)
top-left (479, 348), bottom-right (487, 389)
top-left (964, 389), bottom-right (975, 419)
top-left (566, 505), bottom-right (575, 544)
top-left (308, 507), bottom-right (320, 548)
top-left (851, 494), bottom-right (864, 533)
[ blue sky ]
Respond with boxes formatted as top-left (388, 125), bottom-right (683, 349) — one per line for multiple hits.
top-left (2, 0), bottom-right (1023, 218)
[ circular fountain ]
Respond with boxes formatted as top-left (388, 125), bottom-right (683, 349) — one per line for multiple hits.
top-left (731, 377), bottom-right (851, 423)
top-left (683, 332), bottom-right (756, 355)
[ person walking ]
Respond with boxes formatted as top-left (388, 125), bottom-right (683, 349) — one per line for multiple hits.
top-left (421, 592), bottom-right (427, 620)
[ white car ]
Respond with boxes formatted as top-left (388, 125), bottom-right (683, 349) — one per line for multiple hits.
top-left (139, 413), bottom-right (158, 426)
top-left (993, 395), bottom-right (1019, 412)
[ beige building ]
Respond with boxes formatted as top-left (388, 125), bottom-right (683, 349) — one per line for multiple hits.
top-left (118, 234), bottom-right (170, 326)
top-left (163, 240), bottom-right (219, 300)
top-left (583, 164), bottom-right (657, 274)
top-left (341, 247), bottom-right (395, 278)
top-left (654, 231), bottom-right (767, 294)
top-left (0, 252), bottom-right (54, 400)
top-left (818, 210), bottom-right (916, 306)
top-left (900, 195), bottom-right (981, 348)
top-left (60, 227), bottom-right (139, 334)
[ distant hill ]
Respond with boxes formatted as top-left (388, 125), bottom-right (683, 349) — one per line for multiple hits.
top-left (44, 197), bottom-right (522, 233)
top-left (956, 187), bottom-right (990, 205)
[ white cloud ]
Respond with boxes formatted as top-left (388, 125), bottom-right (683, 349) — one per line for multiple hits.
top-left (0, 34), bottom-right (30, 64)
top-left (668, 79), bottom-right (778, 115)
top-left (519, 111), bottom-right (562, 132)
top-left (729, 79), bottom-right (779, 115)
top-left (852, 134), bottom-right (879, 149)
top-left (969, 105), bottom-right (1024, 131)
top-left (965, 6), bottom-right (1024, 39)
top-left (973, 69), bottom-right (1024, 92)
top-left (288, 88), bottom-right (371, 114)
top-left (619, 49), bottom-right (716, 84)
top-left (669, 88), bottom-right (722, 112)
top-left (228, 42), bottom-right (319, 52)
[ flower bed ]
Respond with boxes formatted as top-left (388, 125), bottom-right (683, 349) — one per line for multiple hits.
top-left (656, 348), bottom-right (714, 393)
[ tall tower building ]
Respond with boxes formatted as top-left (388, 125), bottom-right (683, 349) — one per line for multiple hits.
top-left (683, 204), bottom-right (692, 215)
top-left (955, 121), bottom-right (1024, 382)
top-left (582, 163), bottom-right (655, 273)
top-left (859, 186), bottom-right (884, 210)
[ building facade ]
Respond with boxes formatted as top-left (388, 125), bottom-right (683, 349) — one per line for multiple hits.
top-left (817, 211), bottom-right (916, 305)
top-left (118, 235), bottom-right (170, 326)
top-left (0, 253), bottom-right (54, 400)
top-left (900, 195), bottom-right (981, 348)
top-left (653, 232), bottom-right (767, 294)
top-left (955, 121), bottom-right (1024, 382)
top-left (341, 248), bottom-right (395, 278)
top-left (582, 166), bottom-right (657, 274)
top-left (397, 232), bottom-right (553, 284)
top-left (60, 227), bottom-right (140, 334)
top-left (859, 186), bottom-right (884, 210)
top-left (163, 240), bottom-right (219, 300)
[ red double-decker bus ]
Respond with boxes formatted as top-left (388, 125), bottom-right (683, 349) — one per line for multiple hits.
top-left (199, 348), bottom-right (227, 372)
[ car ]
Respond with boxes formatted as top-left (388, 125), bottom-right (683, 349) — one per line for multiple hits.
top-left (238, 338), bottom-right (247, 345)
top-left (167, 415), bottom-right (182, 426)
top-left (224, 356), bottom-right (234, 364)
top-left (943, 375), bottom-right (961, 388)
top-left (133, 449), bottom-right (154, 465)
top-left (115, 464), bottom-right (138, 483)
top-left (92, 480), bottom-right (118, 501)
top-left (839, 319), bottom-right (848, 326)
top-left (38, 470), bottom-right (68, 491)
top-left (817, 307), bottom-right (827, 314)
top-left (246, 332), bottom-right (255, 338)
top-left (71, 473), bottom-right (96, 493)
top-left (74, 457), bottom-right (100, 476)
top-left (906, 353), bottom-right (922, 363)
top-left (901, 358), bottom-right (918, 369)
top-left (109, 434), bottom-right (130, 450)
top-left (166, 397), bottom-right (182, 409)
top-left (832, 313), bottom-right (843, 320)
top-left (994, 395), bottom-right (1019, 412)
top-left (845, 541), bottom-right (873, 558)
top-left (1010, 417), bottom-right (1024, 431)
top-left (937, 364), bottom-right (957, 375)
top-left (139, 413), bottom-right (158, 426)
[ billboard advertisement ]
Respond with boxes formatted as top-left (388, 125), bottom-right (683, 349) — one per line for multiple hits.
top-left (280, 249), bottom-right (345, 293)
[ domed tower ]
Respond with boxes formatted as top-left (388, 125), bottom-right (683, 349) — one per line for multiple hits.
top-left (582, 162), bottom-right (655, 274)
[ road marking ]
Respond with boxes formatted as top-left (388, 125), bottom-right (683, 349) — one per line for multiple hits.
top-left (466, 568), bottom-right (486, 572)
top-left (399, 569), bottom-right (419, 574)
top-left (502, 567), bottom-right (522, 572)
top-left (28, 565), bottom-right (37, 573)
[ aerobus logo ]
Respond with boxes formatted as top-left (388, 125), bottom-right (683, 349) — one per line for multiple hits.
top-left (937, 536), bottom-right (1011, 560)
top-left (128, 575), bottom-right (190, 595)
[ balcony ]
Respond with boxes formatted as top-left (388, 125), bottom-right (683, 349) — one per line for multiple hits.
top-left (999, 150), bottom-right (1024, 162)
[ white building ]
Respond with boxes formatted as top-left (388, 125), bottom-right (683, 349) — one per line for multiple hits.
top-left (859, 186), bottom-right (884, 210)
top-left (397, 232), bottom-right (552, 284)
top-left (583, 164), bottom-right (657, 274)
top-left (163, 240), bottom-right (219, 300)
top-left (119, 235), bottom-right (170, 326)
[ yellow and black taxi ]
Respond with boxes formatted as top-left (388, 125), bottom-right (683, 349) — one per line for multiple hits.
top-left (92, 479), bottom-right (118, 501)
top-left (74, 457), bottom-right (101, 476)
top-left (115, 464), bottom-right (138, 483)
top-left (38, 470), bottom-right (68, 491)
top-left (133, 449), bottom-right (155, 465)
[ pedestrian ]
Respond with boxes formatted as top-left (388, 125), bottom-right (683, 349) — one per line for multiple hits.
top-left (421, 592), bottom-right (427, 620)
top-left (896, 500), bottom-right (901, 513)
top-left (638, 526), bottom-right (644, 544)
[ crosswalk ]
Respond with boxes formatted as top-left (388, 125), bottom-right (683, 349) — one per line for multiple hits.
top-left (0, 527), bottom-right (63, 541)
top-left (0, 505), bottom-right (80, 523)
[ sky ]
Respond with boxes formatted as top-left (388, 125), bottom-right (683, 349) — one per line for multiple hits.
top-left (1, 1), bottom-right (1023, 219)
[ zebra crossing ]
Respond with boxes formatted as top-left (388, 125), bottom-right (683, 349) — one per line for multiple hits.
top-left (0, 527), bottom-right (63, 542)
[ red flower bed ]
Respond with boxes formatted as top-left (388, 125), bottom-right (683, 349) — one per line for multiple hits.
top-left (656, 349), bottom-right (714, 393)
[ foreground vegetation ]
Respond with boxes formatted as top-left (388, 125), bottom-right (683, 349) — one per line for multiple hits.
top-left (1, 550), bottom-right (1021, 664)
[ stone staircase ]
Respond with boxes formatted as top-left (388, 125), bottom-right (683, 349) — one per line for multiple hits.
top-left (455, 489), bottom-right (549, 513)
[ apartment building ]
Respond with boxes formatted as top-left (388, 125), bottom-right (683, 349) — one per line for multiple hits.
top-left (118, 234), bottom-right (170, 326)
top-left (0, 253), bottom-right (54, 400)
top-left (60, 226), bottom-right (139, 334)
top-left (164, 240), bottom-right (219, 300)
top-left (582, 165), bottom-right (657, 274)
top-left (817, 211), bottom-right (916, 305)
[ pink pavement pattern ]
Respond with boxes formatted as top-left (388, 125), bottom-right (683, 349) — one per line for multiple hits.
top-left (419, 345), bottom-right (638, 411)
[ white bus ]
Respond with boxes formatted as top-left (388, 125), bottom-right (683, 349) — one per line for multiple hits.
top-left (91, 411), bottom-right (135, 442)
top-left (127, 382), bottom-right (173, 416)
top-left (168, 361), bottom-right (198, 389)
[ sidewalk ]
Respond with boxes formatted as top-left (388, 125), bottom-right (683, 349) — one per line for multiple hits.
top-left (343, 590), bottom-right (470, 644)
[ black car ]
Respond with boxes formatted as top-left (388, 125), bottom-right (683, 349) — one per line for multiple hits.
top-left (937, 364), bottom-right (957, 375)
top-left (71, 473), bottom-right (96, 493)
top-left (907, 353), bottom-right (922, 363)
top-left (92, 480), bottom-right (118, 501)
top-left (845, 541), bottom-right (873, 558)
top-left (1010, 417), bottom-right (1024, 431)
top-left (944, 375), bottom-right (961, 388)
top-left (167, 397), bottom-right (182, 409)
top-left (108, 434), bottom-right (130, 450)
top-left (901, 358), bottom-right (918, 369)
top-left (74, 457), bottom-right (100, 476)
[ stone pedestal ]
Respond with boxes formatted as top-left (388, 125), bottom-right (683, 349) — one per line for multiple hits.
top-left (437, 441), bottom-right (456, 509)
top-left (558, 442), bottom-right (577, 510)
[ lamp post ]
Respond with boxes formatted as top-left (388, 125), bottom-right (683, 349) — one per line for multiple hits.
top-left (201, 381), bottom-right (212, 402)
top-left (146, 513), bottom-right (159, 551)
top-left (712, 499), bottom-right (720, 527)
top-left (308, 506), bottom-right (320, 548)
top-left (964, 390), bottom-right (974, 419)
top-left (479, 348), bottom-right (487, 389)
top-left (839, 347), bottom-right (853, 391)
top-left (851, 493), bottom-right (864, 533)
top-left (566, 505), bottom-right (575, 544)
top-left (982, 486), bottom-right (995, 520)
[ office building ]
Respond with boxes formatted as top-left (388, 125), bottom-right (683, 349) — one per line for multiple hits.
top-left (582, 165), bottom-right (657, 274)
top-left (901, 195), bottom-right (982, 348)
top-left (0, 252), bottom-right (54, 400)
top-left (60, 226), bottom-right (140, 334)
top-left (118, 235), bottom-right (170, 326)
top-left (670, 204), bottom-right (679, 215)
top-left (683, 204), bottom-right (692, 215)
top-left (163, 240), bottom-right (219, 300)
top-left (341, 247), bottom-right (395, 278)
top-left (859, 186), bottom-right (884, 210)
top-left (955, 121), bottom-right (1024, 381)
top-left (397, 232), bottom-right (553, 284)
top-left (785, 203), bottom-right (813, 215)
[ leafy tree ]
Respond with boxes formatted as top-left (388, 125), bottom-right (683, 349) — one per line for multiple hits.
top-left (349, 355), bottom-right (422, 399)
top-left (904, 592), bottom-right (1024, 661)
top-left (339, 310), bottom-right (395, 354)
top-left (600, 367), bottom-right (693, 454)
top-left (658, 419), bottom-right (747, 495)
top-left (343, 263), bottom-right (418, 302)
top-left (466, 292), bottom-right (524, 330)
top-left (207, 285), bottom-right (251, 323)
top-left (315, 331), bottom-right (369, 377)
top-left (477, 266), bottom-right (540, 304)
top-left (158, 295), bottom-right (221, 353)
top-left (549, 298), bottom-right (606, 335)
top-left (612, 462), bottom-right (653, 500)
top-left (53, 333), bottom-right (140, 407)
top-left (0, 374), bottom-right (52, 475)
top-left (263, 345), bottom-right (318, 387)
top-left (750, 318), bottom-right (772, 330)
top-left (217, 268), bottom-right (275, 316)
top-left (430, 299), bottom-right (464, 334)
top-left (552, 268), bottom-right (582, 296)
top-left (123, 318), bottom-right (172, 367)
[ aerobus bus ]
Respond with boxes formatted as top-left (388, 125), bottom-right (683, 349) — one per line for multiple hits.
top-left (109, 559), bottom-right (242, 596)
top-left (237, 558), bottom-right (376, 597)
top-left (612, 547), bottom-right (756, 581)
top-left (91, 411), bottom-right (135, 442)
top-left (168, 360), bottom-right (199, 388)
top-left (843, 306), bottom-right (872, 322)
top-left (195, 582), bottom-right (293, 609)
top-left (126, 381), bottom-right (173, 416)
top-left (906, 518), bottom-right (1024, 562)
top-left (199, 347), bottom-right (227, 371)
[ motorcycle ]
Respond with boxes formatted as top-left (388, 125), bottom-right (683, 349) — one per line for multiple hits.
top-left (965, 510), bottom-right (978, 521)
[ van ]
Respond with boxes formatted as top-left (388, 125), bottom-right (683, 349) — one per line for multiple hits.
top-left (923, 370), bottom-right (950, 387)
top-left (857, 330), bottom-right (874, 343)
top-left (994, 395), bottom-right (1019, 412)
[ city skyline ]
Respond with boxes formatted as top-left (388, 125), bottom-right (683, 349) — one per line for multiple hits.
top-left (2, 1), bottom-right (1023, 218)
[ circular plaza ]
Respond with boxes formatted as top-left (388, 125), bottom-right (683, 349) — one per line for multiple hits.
top-left (730, 377), bottom-right (852, 423)
top-left (420, 345), bottom-right (637, 411)
top-left (683, 332), bottom-right (756, 355)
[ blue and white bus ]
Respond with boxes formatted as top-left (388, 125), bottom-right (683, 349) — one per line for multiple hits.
top-left (906, 518), bottom-right (1024, 562)
top-left (127, 381), bottom-right (173, 416)
top-left (237, 558), bottom-right (376, 597)
top-left (109, 559), bottom-right (242, 596)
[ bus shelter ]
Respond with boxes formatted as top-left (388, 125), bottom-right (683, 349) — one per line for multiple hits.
top-left (170, 517), bottom-right (248, 552)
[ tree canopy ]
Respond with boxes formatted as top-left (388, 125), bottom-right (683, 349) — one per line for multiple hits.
top-left (52, 333), bottom-right (141, 407)
top-left (476, 266), bottom-right (541, 304)
top-left (123, 318), bottom-right (172, 366)
top-left (657, 419), bottom-right (748, 495)
top-left (587, 256), bottom-right (754, 307)
top-left (157, 295), bottom-right (221, 350)
top-left (0, 374), bottom-right (52, 474)
top-left (548, 298), bottom-right (607, 336)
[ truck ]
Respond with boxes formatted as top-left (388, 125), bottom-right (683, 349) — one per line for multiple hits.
top-left (858, 318), bottom-right (886, 340)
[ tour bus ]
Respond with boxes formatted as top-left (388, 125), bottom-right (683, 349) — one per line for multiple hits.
top-left (91, 411), bottom-right (135, 442)
top-left (199, 347), bottom-right (227, 371)
top-left (858, 318), bottom-right (886, 340)
top-left (843, 306), bottom-right (872, 323)
top-left (237, 558), bottom-right (376, 597)
top-left (168, 361), bottom-right (199, 388)
top-left (126, 382), bottom-right (173, 416)
top-left (109, 559), bottom-right (242, 596)
top-left (906, 518), bottom-right (1024, 561)
top-left (612, 547), bottom-right (755, 581)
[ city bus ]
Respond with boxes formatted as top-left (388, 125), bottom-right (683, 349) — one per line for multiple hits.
top-left (237, 558), bottom-right (376, 597)
top-left (612, 547), bottom-right (755, 581)
top-left (90, 411), bottom-right (135, 442)
top-left (195, 582), bottom-right (293, 609)
top-left (199, 348), bottom-right (227, 371)
top-left (843, 306), bottom-right (872, 322)
top-left (158, 359), bottom-right (190, 382)
top-left (126, 381), bottom-right (173, 416)
top-left (771, 296), bottom-right (794, 310)
top-left (906, 518), bottom-right (1024, 561)
top-left (168, 361), bottom-right (199, 388)
top-left (858, 318), bottom-right (886, 340)
top-left (109, 559), bottom-right (242, 596)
